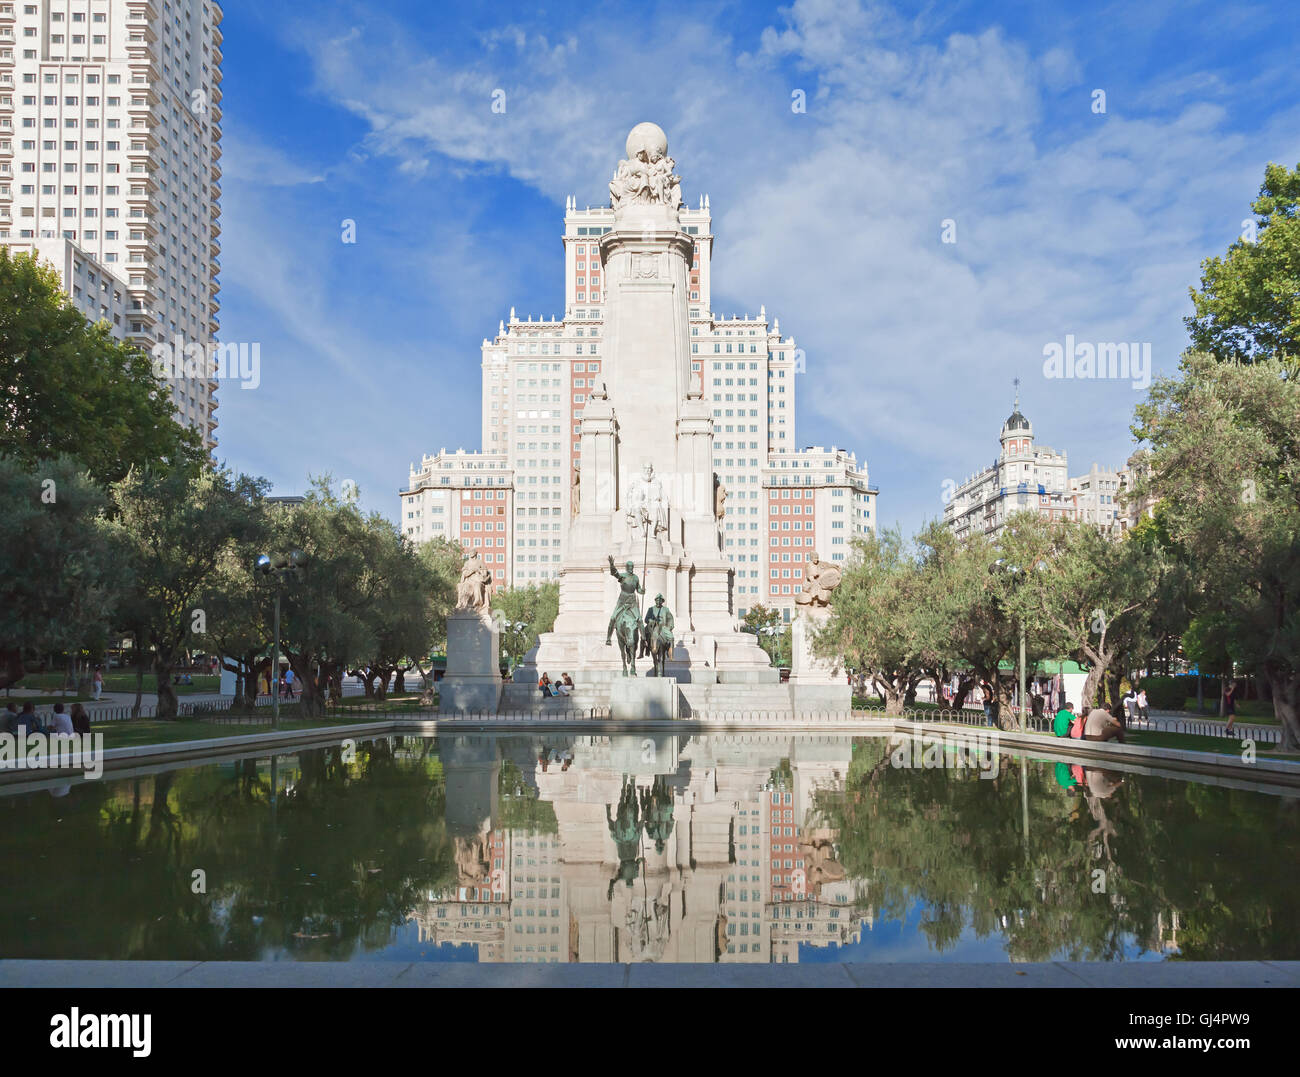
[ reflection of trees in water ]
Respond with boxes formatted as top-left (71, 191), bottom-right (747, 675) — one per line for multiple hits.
top-left (0, 736), bottom-right (458, 960)
top-left (815, 739), bottom-right (1300, 961)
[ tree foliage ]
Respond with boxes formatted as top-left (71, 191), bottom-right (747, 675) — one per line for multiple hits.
top-left (0, 247), bottom-right (202, 487)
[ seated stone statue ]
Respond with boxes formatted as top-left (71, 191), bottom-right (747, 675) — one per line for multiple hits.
top-left (794, 549), bottom-right (841, 609)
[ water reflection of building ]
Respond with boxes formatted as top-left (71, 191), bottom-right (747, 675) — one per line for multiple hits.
top-left (411, 733), bottom-right (872, 963)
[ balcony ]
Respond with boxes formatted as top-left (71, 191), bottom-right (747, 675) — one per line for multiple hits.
top-left (209, 218), bottom-right (220, 239)
top-left (210, 159), bottom-right (221, 182)
top-left (126, 168), bottom-right (158, 193)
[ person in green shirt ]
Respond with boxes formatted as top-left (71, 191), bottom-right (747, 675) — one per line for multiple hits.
top-left (1053, 702), bottom-right (1075, 738)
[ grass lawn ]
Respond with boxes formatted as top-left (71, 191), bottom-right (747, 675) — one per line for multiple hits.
top-left (1178, 697), bottom-right (1277, 722)
top-left (91, 714), bottom-right (397, 749)
top-left (14, 672), bottom-right (219, 696)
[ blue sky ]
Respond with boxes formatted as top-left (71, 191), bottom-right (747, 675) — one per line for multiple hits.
top-left (212, 0), bottom-right (1300, 537)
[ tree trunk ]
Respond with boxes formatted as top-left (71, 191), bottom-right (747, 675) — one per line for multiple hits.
top-left (132, 659), bottom-right (145, 718)
top-left (0, 647), bottom-right (25, 692)
top-left (1263, 662), bottom-right (1300, 752)
top-left (154, 666), bottom-right (178, 720)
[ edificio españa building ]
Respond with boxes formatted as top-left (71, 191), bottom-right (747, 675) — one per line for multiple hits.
top-left (0, 0), bottom-right (224, 451)
top-left (401, 131), bottom-right (877, 624)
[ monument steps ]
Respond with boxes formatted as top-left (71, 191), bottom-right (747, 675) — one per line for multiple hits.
top-left (679, 684), bottom-right (797, 717)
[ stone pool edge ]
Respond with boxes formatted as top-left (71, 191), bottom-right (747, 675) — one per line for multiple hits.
top-left (2, 715), bottom-right (1298, 795)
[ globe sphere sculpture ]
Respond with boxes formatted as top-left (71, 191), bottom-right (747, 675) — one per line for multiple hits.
top-left (625, 121), bottom-right (668, 162)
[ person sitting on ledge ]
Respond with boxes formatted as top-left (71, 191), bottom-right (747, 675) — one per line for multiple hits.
top-left (17, 701), bottom-right (41, 734)
top-left (70, 703), bottom-right (92, 735)
top-left (557, 674), bottom-right (572, 696)
top-left (1084, 707), bottom-right (1125, 743)
top-left (1053, 701), bottom-right (1075, 738)
top-left (49, 703), bottom-right (74, 737)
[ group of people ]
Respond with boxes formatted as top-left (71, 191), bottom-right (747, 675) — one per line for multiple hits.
top-left (537, 746), bottom-right (574, 772)
top-left (538, 673), bottom-right (575, 698)
top-left (261, 668), bottom-right (297, 699)
top-left (1051, 701), bottom-right (1126, 743)
top-left (2, 701), bottom-right (92, 736)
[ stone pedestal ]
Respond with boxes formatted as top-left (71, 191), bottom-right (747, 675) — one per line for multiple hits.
top-left (438, 609), bottom-right (503, 714)
top-left (789, 606), bottom-right (851, 713)
top-left (610, 676), bottom-right (678, 720)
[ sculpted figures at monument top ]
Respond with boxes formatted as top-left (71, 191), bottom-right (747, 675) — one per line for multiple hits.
top-left (609, 122), bottom-right (682, 212)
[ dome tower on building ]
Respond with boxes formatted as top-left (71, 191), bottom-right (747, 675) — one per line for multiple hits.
top-left (1000, 381), bottom-right (1033, 455)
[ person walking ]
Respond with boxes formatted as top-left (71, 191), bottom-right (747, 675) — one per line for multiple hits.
top-left (1224, 680), bottom-right (1238, 734)
top-left (1135, 686), bottom-right (1149, 721)
top-left (92, 666), bottom-right (104, 701)
top-left (284, 667), bottom-right (296, 700)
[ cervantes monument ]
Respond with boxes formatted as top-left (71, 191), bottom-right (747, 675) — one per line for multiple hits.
top-left (510, 123), bottom-right (847, 714)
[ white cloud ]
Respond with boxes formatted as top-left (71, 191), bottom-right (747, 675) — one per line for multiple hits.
top-left (270, 0), bottom-right (1299, 534)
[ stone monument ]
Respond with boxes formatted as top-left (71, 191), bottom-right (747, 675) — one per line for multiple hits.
top-left (788, 550), bottom-right (850, 711)
top-left (515, 123), bottom-right (775, 703)
top-left (439, 551), bottom-right (504, 713)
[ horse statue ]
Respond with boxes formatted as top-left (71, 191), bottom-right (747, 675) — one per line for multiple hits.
top-left (606, 775), bottom-right (644, 898)
top-left (641, 593), bottom-right (675, 678)
top-left (605, 555), bottom-right (643, 677)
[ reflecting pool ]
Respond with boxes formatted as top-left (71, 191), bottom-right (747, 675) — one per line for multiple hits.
top-left (1, 732), bottom-right (1296, 964)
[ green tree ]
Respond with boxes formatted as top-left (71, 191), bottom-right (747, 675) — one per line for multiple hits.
top-left (817, 530), bottom-right (939, 713)
top-left (0, 457), bottom-right (118, 689)
top-left (0, 247), bottom-right (202, 486)
top-left (354, 527), bottom-right (437, 697)
top-left (111, 466), bottom-right (267, 718)
top-left (741, 603), bottom-right (790, 667)
top-left (418, 533), bottom-right (465, 660)
top-left (269, 479), bottom-right (424, 716)
top-left (491, 582), bottom-right (559, 670)
top-left (1133, 351), bottom-right (1300, 748)
top-left (1186, 162), bottom-right (1300, 375)
top-left (204, 507), bottom-right (275, 707)
top-left (998, 512), bottom-right (1182, 710)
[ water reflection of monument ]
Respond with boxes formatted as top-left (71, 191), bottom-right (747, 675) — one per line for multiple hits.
top-left (409, 734), bottom-right (870, 963)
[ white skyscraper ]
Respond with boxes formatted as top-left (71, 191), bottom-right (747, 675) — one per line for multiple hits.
top-left (402, 189), bottom-right (878, 620)
top-left (0, 0), bottom-right (224, 451)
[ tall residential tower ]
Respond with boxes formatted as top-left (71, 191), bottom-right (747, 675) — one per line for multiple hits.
top-left (0, 0), bottom-right (224, 451)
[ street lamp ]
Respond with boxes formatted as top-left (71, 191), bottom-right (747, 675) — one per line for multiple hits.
top-left (499, 620), bottom-right (528, 672)
top-left (757, 624), bottom-right (783, 666)
top-left (255, 550), bottom-right (307, 728)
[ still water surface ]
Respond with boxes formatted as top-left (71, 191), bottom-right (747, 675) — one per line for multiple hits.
top-left (1, 732), bottom-right (1296, 964)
